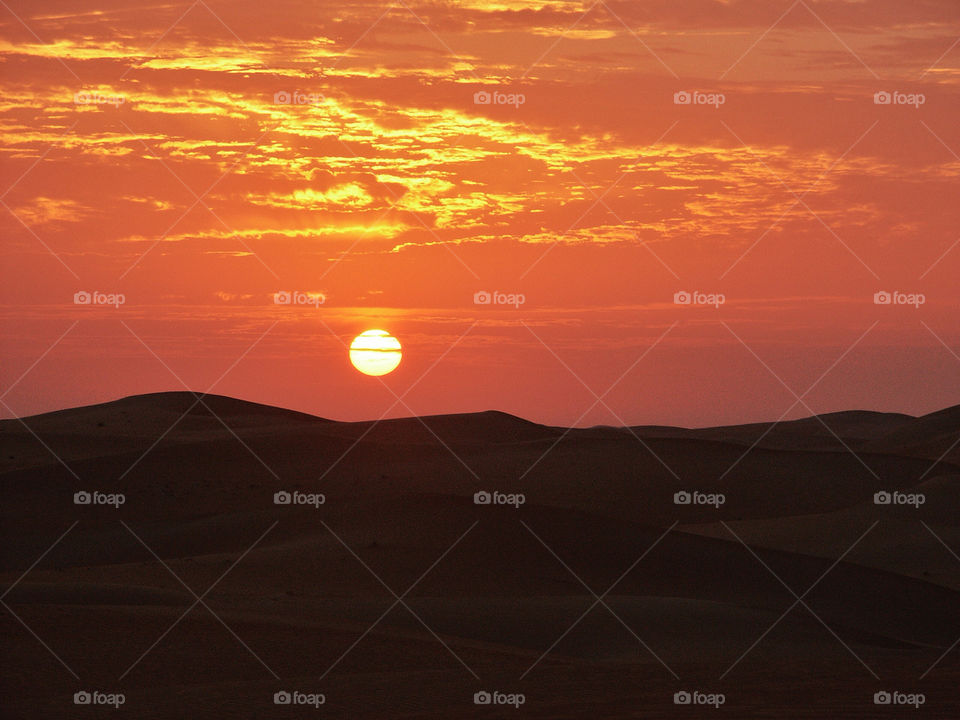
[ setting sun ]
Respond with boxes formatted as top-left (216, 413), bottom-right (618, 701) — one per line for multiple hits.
top-left (0, 1), bottom-right (958, 717)
top-left (349, 329), bottom-right (402, 376)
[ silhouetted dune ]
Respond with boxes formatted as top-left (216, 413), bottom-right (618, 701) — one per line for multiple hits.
top-left (862, 405), bottom-right (960, 461)
top-left (2, 394), bottom-right (959, 719)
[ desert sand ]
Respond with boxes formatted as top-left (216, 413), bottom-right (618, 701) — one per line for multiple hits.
top-left (2, 393), bottom-right (958, 718)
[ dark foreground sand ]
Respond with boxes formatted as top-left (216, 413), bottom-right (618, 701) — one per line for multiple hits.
top-left (2, 393), bottom-right (959, 718)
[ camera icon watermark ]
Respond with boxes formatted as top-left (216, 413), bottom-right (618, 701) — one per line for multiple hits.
top-left (273, 90), bottom-right (324, 106)
top-left (273, 690), bottom-right (325, 707)
top-left (474, 490), bottom-right (525, 508)
top-left (674, 290), bottom-right (725, 307)
top-left (473, 690), bottom-right (525, 708)
top-left (873, 290), bottom-right (925, 308)
top-left (74, 690), bottom-right (125, 708)
top-left (274, 290), bottom-right (325, 308)
top-left (673, 690), bottom-right (725, 708)
top-left (873, 490), bottom-right (925, 509)
top-left (673, 490), bottom-right (725, 508)
top-left (473, 89), bottom-right (526, 108)
top-left (74, 290), bottom-right (125, 308)
top-left (873, 90), bottom-right (925, 108)
top-left (673, 90), bottom-right (725, 108)
top-left (873, 690), bottom-right (925, 708)
top-left (74, 490), bottom-right (126, 508)
top-left (273, 490), bottom-right (325, 508)
top-left (73, 91), bottom-right (125, 107)
top-left (473, 290), bottom-right (525, 308)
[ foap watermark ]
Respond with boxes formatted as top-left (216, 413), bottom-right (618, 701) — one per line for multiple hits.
top-left (74, 290), bottom-right (125, 308)
top-left (474, 691), bottom-right (525, 708)
top-left (74, 691), bottom-right (125, 708)
top-left (474, 490), bottom-right (525, 508)
top-left (273, 90), bottom-right (324, 106)
top-left (474, 290), bottom-right (525, 308)
top-left (874, 690), bottom-right (925, 708)
top-left (674, 290), bottom-right (725, 308)
top-left (874, 490), bottom-right (925, 509)
top-left (873, 290), bottom-right (925, 308)
top-left (873, 90), bottom-right (925, 108)
top-left (473, 90), bottom-right (525, 108)
top-left (74, 491), bottom-right (125, 508)
top-left (273, 690), bottom-right (325, 708)
top-left (73, 91), bottom-right (125, 107)
top-left (274, 290), bottom-right (325, 308)
top-left (674, 690), bottom-right (725, 708)
top-left (674, 90), bottom-right (725, 108)
top-left (274, 490), bottom-right (325, 508)
top-left (674, 490), bottom-right (725, 508)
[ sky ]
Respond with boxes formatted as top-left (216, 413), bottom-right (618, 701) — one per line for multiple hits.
top-left (1, 0), bottom-right (958, 427)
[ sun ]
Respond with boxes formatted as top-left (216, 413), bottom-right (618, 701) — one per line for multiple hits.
top-left (349, 329), bottom-right (402, 376)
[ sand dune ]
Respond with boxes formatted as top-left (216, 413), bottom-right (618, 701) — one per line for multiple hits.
top-left (2, 394), bottom-right (959, 718)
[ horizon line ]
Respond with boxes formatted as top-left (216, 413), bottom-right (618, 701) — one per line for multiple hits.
top-left (4, 390), bottom-right (958, 431)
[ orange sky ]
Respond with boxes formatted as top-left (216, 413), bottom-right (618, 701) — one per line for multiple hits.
top-left (1, 0), bottom-right (958, 426)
